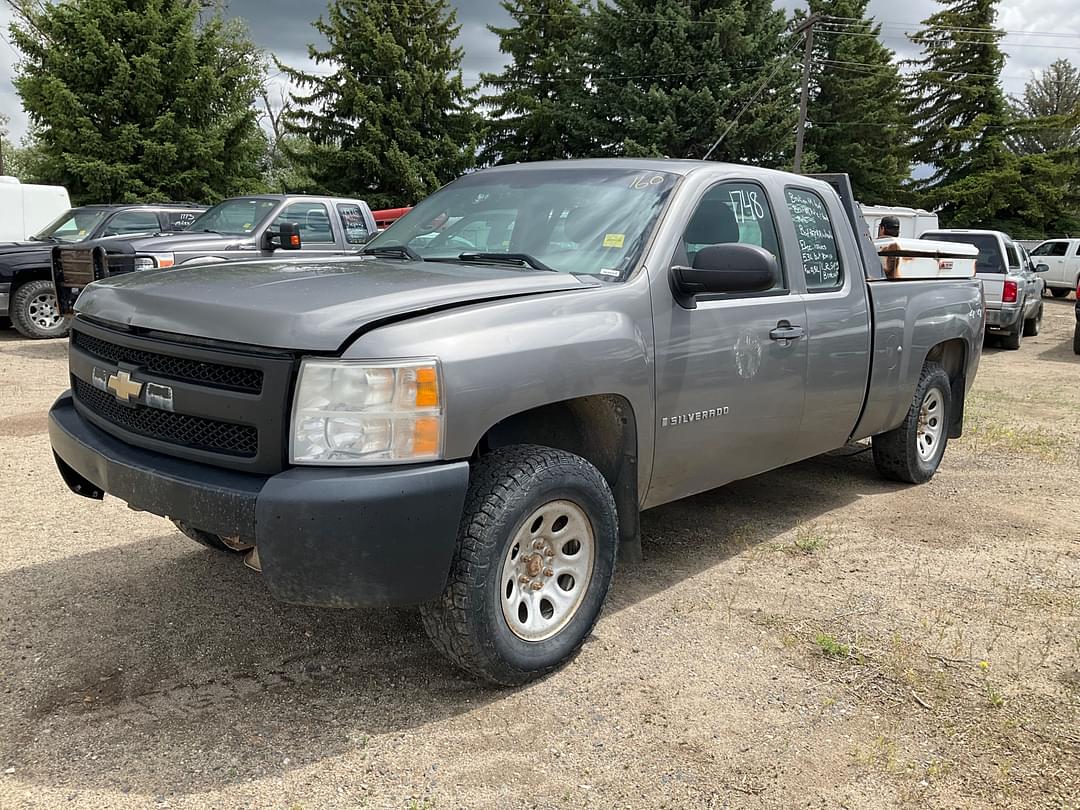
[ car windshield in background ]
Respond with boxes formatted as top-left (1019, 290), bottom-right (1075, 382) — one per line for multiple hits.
top-left (926, 233), bottom-right (1005, 274)
top-left (187, 198), bottom-right (279, 236)
top-left (33, 209), bottom-right (109, 243)
top-left (366, 168), bottom-right (680, 280)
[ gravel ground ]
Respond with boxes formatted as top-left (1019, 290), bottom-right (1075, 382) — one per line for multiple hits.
top-left (0, 299), bottom-right (1077, 809)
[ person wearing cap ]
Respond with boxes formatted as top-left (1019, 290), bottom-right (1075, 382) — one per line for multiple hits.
top-left (877, 216), bottom-right (900, 239)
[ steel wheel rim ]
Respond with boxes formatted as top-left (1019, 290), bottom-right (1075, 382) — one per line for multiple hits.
top-left (500, 499), bottom-right (595, 642)
top-left (27, 292), bottom-right (62, 330)
top-left (916, 388), bottom-right (944, 462)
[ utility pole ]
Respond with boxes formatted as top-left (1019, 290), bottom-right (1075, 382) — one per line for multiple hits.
top-left (793, 14), bottom-right (821, 175)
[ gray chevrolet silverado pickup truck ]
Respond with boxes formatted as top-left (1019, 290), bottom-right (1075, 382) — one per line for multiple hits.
top-left (48, 159), bottom-right (984, 684)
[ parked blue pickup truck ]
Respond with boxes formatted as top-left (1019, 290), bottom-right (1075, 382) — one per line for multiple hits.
top-left (48, 159), bottom-right (984, 684)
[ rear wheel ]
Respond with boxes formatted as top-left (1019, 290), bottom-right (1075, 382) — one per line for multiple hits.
top-left (420, 445), bottom-right (618, 685)
top-left (1000, 308), bottom-right (1023, 350)
top-left (10, 279), bottom-right (70, 340)
top-left (1023, 303), bottom-right (1043, 336)
top-left (1050, 288), bottom-right (1070, 299)
top-left (873, 362), bottom-right (952, 484)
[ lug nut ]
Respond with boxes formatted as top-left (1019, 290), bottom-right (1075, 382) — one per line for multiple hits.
top-left (544, 567), bottom-right (554, 577)
top-left (530, 581), bottom-right (544, 591)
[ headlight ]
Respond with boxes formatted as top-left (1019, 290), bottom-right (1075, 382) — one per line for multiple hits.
top-left (290, 359), bottom-right (443, 465)
top-left (133, 252), bottom-right (175, 271)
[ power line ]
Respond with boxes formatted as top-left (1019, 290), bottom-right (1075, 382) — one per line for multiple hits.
top-left (703, 34), bottom-right (806, 161)
top-left (821, 15), bottom-right (1080, 39)
top-left (816, 24), bottom-right (1080, 50)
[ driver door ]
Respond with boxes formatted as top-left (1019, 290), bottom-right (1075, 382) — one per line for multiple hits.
top-left (647, 180), bottom-right (807, 507)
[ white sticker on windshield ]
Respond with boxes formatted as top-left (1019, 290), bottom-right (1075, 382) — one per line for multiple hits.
top-left (600, 268), bottom-right (620, 277)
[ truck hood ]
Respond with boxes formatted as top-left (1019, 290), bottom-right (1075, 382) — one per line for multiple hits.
top-left (75, 256), bottom-right (601, 351)
top-left (99, 232), bottom-right (245, 254)
top-left (0, 240), bottom-right (51, 258)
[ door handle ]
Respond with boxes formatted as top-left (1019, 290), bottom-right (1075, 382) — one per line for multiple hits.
top-left (769, 323), bottom-right (805, 341)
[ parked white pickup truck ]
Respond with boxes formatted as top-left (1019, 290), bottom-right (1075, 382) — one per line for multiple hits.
top-left (1030, 238), bottom-right (1080, 299)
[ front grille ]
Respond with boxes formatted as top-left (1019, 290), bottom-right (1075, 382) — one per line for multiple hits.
top-left (74, 378), bottom-right (258, 457)
top-left (73, 331), bottom-right (264, 393)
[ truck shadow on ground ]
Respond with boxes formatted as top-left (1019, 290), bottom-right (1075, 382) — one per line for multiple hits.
top-left (0, 447), bottom-right (898, 797)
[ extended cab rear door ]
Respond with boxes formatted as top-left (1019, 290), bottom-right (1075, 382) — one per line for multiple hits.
top-left (646, 176), bottom-right (808, 506)
top-left (780, 184), bottom-right (871, 461)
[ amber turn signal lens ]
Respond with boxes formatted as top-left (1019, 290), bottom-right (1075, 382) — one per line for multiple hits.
top-left (412, 416), bottom-right (441, 456)
top-left (414, 366), bottom-right (439, 407)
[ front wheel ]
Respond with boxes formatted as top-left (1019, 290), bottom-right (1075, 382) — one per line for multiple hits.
top-left (873, 362), bottom-right (952, 484)
top-left (420, 445), bottom-right (618, 685)
top-left (1073, 324), bottom-right (1080, 355)
top-left (10, 279), bottom-right (70, 340)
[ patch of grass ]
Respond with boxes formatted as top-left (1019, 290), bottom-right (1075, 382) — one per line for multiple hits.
top-left (782, 524), bottom-right (832, 555)
top-left (816, 633), bottom-right (850, 659)
top-left (963, 391), bottom-right (1072, 462)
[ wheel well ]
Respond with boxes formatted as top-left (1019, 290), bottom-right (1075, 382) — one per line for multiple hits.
top-left (925, 339), bottom-right (967, 438)
top-left (10, 267), bottom-right (52, 292)
top-left (477, 395), bottom-right (641, 560)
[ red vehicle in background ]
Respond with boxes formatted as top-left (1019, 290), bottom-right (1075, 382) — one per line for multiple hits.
top-left (372, 207), bottom-right (412, 230)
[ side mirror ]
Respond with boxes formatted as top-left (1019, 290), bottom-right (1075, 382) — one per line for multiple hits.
top-left (263, 221), bottom-right (303, 251)
top-left (1035, 263), bottom-right (1050, 273)
top-left (671, 243), bottom-right (778, 308)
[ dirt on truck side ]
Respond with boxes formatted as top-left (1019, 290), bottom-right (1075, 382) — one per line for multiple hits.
top-left (0, 297), bottom-right (1077, 809)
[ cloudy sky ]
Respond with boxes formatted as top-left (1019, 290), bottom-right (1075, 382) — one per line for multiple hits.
top-left (0, 0), bottom-right (1076, 142)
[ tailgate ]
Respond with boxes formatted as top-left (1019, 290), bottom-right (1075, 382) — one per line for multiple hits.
top-left (977, 272), bottom-right (1004, 308)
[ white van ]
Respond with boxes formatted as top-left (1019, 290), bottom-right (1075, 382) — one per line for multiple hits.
top-left (861, 204), bottom-right (940, 239)
top-left (0, 177), bottom-right (72, 241)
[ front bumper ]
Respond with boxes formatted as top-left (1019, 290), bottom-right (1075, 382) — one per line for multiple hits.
top-left (0, 282), bottom-right (10, 317)
top-left (985, 305), bottom-right (1021, 332)
top-left (49, 392), bottom-right (470, 607)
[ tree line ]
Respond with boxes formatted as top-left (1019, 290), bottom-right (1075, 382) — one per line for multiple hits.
top-left (4, 0), bottom-right (1079, 237)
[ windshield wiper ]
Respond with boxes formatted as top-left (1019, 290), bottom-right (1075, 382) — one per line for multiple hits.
top-left (363, 244), bottom-right (423, 261)
top-left (457, 252), bottom-right (557, 273)
top-left (201, 229), bottom-right (224, 235)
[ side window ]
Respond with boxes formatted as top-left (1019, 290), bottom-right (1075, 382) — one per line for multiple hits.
top-left (1005, 242), bottom-right (1021, 269)
top-left (678, 182), bottom-right (785, 291)
top-left (105, 210), bottom-right (161, 236)
top-left (165, 211), bottom-right (199, 232)
top-left (337, 204), bottom-right (370, 245)
top-left (1039, 242), bottom-right (1069, 257)
top-left (273, 202), bottom-right (335, 244)
top-left (785, 188), bottom-right (842, 291)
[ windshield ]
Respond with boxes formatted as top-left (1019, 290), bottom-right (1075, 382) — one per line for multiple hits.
top-left (366, 167), bottom-right (680, 279)
top-left (923, 233), bottom-right (1005, 274)
top-left (32, 209), bottom-right (109, 243)
top-left (187, 198), bottom-right (279, 236)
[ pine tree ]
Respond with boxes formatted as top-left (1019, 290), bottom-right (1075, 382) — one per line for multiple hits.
top-left (587, 0), bottom-right (798, 165)
top-left (9, 0), bottom-right (267, 204)
top-left (481, 0), bottom-right (594, 164)
top-left (906, 0), bottom-right (1011, 225)
top-left (802, 2), bottom-right (911, 204)
top-left (1009, 59), bottom-right (1080, 154)
top-left (280, 0), bottom-right (480, 209)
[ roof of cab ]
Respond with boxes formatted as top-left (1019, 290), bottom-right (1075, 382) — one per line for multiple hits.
top-left (477, 157), bottom-right (809, 183)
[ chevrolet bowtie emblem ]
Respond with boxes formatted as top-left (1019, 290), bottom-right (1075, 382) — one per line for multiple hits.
top-left (106, 370), bottom-right (143, 402)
